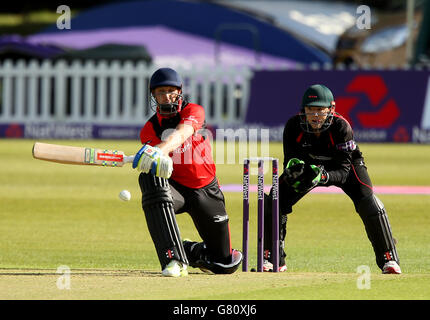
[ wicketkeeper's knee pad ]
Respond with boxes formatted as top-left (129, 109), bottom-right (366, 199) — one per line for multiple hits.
top-left (356, 194), bottom-right (399, 269)
top-left (264, 193), bottom-right (287, 260)
top-left (138, 172), bottom-right (188, 269)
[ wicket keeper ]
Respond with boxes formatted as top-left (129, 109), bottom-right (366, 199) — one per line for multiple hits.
top-left (133, 68), bottom-right (242, 277)
top-left (263, 84), bottom-right (401, 274)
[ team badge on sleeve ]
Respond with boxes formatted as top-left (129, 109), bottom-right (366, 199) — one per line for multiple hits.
top-left (336, 140), bottom-right (356, 152)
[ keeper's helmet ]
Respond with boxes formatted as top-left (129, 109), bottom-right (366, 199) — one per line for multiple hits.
top-left (149, 68), bottom-right (184, 117)
top-left (299, 84), bottom-right (336, 133)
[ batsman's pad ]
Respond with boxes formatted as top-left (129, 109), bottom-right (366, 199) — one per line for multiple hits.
top-left (357, 194), bottom-right (399, 269)
top-left (138, 172), bottom-right (189, 269)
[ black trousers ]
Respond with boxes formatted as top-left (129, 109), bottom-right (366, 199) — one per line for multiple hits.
top-left (265, 160), bottom-right (399, 269)
top-left (169, 177), bottom-right (232, 263)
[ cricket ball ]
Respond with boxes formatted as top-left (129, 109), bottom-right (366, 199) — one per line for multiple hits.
top-left (119, 190), bottom-right (131, 201)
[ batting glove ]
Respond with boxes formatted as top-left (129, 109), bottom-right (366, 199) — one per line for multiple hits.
top-left (133, 144), bottom-right (162, 172)
top-left (133, 145), bottom-right (174, 179)
top-left (153, 155), bottom-right (173, 179)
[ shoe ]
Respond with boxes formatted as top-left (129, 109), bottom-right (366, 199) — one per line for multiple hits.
top-left (263, 259), bottom-right (287, 272)
top-left (382, 261), bottom-right (401, 274)
top-left (162, 260), bottom-right (188, 277)
top-left (183, 239), bottom-right (243, 274)
top-left (183, 239), bottom-right (204, 268)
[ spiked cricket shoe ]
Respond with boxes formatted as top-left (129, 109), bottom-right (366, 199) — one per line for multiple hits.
top-left (162, 260), bottom-right (188, 277)
top-left (382, 261), bottom-right (401, 274)
top-left (263, 259), bottom-right (287, 272)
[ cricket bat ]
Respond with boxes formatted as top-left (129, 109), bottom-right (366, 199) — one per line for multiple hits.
top-left (32, 142), bottom-right (135, 167)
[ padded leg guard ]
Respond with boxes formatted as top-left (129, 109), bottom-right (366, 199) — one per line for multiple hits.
top-left (138, 173), bottom-right (188, 270)
top-left (263, 193), bottom-right (287, 266)
top-left (357, 194), bottom-right (399, 269)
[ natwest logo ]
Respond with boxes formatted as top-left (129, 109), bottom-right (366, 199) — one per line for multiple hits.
top-left (335, 75), bottom-right (400, 129)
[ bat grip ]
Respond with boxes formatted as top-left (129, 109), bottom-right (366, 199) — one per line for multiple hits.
top-left (124, 155), bottom-right (136, 164)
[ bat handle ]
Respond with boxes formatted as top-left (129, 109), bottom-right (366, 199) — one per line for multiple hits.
top-left (124, 155), bottom-right (136, 164)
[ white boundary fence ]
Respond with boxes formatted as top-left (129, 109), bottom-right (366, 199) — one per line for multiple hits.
top-left (0, 59), bottom-right (253, 126)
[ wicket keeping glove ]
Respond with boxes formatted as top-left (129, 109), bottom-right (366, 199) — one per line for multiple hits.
top-left (284, 158), bottom-right (328, 193)
top-left (283, 158), bottom-right (305, 185)
top-left (133, 145), bottom-right (173, 179)
top-left (317, 165), bottom-right (329, 185)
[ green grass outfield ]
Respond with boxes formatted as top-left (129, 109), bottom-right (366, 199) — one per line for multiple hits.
top-left (1, 139), bottom-right (430, 300)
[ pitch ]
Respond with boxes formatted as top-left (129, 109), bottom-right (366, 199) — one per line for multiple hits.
top-left (1, 139), bottom-right (430, 300)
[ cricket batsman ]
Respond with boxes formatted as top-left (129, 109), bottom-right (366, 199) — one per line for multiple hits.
top-left (263, 84), bottom-right (401, 274)
top-left (133, 68), bottom-right (242, 277)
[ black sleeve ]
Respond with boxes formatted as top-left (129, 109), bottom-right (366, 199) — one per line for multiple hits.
top-left (324, 120), bottom-right (355, 186)
top-left (282, 117), bottom-right (304, 169)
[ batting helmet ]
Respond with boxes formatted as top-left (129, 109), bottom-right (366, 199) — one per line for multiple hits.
top-left (149, 68), bottom-right (183, 117)
top-left (150, 68), bottom-right (182, 91)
